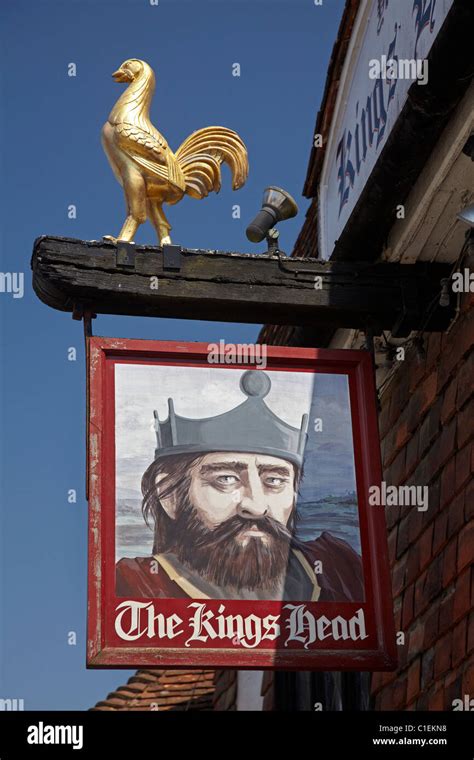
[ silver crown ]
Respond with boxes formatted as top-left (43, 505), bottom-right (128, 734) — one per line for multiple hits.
top-left (153, 370), bottom-right (308, 467)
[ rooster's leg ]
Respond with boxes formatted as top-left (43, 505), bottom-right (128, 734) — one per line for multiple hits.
top-left (147, 200), bottom-right (172, 246)
top-left (115, 168), bottom-right (148, 242)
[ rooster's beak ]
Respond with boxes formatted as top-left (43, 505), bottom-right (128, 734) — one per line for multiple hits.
top-left (112, 68), bottom-right (130, 83)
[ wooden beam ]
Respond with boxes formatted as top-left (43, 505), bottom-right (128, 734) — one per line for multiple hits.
top-left (31, 236), bottom-right (454, 335)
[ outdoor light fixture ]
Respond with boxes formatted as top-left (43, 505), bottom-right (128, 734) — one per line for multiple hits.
top-left (246, 187), bottom-right (298, 249)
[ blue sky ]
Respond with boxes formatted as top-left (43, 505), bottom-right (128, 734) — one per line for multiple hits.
top-left (0, 0), bottom-right (344, 709)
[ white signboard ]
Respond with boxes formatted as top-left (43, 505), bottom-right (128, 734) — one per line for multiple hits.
top-left (318, 0), bottom-right (454, 260)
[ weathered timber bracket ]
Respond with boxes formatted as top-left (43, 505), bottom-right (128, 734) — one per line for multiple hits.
top-left (31, 236), bottom-right (455, 336)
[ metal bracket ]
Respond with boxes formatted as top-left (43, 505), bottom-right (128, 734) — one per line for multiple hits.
top-left (116, 241), bottom-right (136, 268)
top-left (162, 244), bottom-right (182, 271)
top-left (364, 321), bottom-right (382, 413)
top-left (72, 302), bottom-right (96, 337)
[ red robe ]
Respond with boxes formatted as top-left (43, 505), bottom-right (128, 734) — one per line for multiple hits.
top-left (116, 531), bottom-right (364, 602)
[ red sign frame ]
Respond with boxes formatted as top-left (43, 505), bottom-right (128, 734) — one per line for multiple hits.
top-left (87, 337), bottom-right (397, 670)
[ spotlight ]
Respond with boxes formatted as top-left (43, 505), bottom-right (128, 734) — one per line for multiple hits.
top-left (246, 187), bottom-right (298, 244)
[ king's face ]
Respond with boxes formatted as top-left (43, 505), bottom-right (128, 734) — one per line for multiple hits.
top-left (187, 452), bottom-right (295, 541)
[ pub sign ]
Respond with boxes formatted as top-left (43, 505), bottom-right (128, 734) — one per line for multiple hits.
top-left (87, 338), bottom-right (396, 670)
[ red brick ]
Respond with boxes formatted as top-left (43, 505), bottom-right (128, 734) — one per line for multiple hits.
top-left (395, 421), bottom-right (410, 452)
top-left (433, 419), bottom-right (457, 482)
top-left (393, 597), bottom-right (403, 631)
top-left (419, 397), bottom-right (442, 456)
top-left (462, 657), bottom-right (474, 696)
top-left (455, 445), bottom-right (471, 493)
top-left (396, 515), bottom-right (411, 558)
top-left (407, 658), bottom-right (421, 703)
top-left (408, 508), bottom-right (425, 544)
top-left (465, 477), bottom-right (474, 521)
top-left (404, 371), bottom-right (437, 430)
top-left (387, 526), bottom-right (398, 566)
top-left (452, 617), bottom-right (467, 667)
top-left (423, 606), bottom-right (439, 649)
top-left (434, 633), bottom-right (452, 677)
top-left (419, 523), bottom-right (434, 570)
top-left (408, 363), bottom-right (427, 399)
top-left (390, 371), bottom-right (413, 425)
top-left (375, 675), bottom-right (407, 711)
top-left (391, 675), bottom-right (408, 710)
top-left (439, 588), bottom-right (455, 634)
top-left (440, 458), bottom-right (456, 510)
top-left (407, 421), bottom-right (456, 489)
top-left (468, 612), bottom-right (474, 655)
top-left (453, 567), bottom-right (471, 622)
top-left (464, 290), bottom-right (474, 310)
top-left (406, 544), bottom-right (421, 585)
top-left (429, 476), bottom-right (441, 515)
top-left (392, 555), bottom-right (408, 597)
top-left (379, 396), bottom-right (392, 440)
top-left (456, 353), bottom-right (474, 409)
top-left (433, 510), bottom-right (448, 555)
top-left (421, 647), bottom-right (435, 689)
top-left (386, 446), bottom-right (406, 486)
top-left (385, 507), bottom-right (401, 530)
top-left (442, 537), bottom-right (458, 587)
top-left (461, 293), bottom-right (474, 314)
top-left (444, 671), bottom-right (464, 709)
top-left (371, 670), bottom-right (392, 695)
top-left (397, 635), bottom-right (409, 669)
top-left (415, 554), bottom-right (443, 616)
top-left (405, 430), bottom-right (420, 479)
top-left (458, 522), bottom-right (474, 573)
top-left (425, 333), bottom-right (442, 374)
top-left (447, 492), bottom-right (465, 540)
top-left (441, 377), bottom-right (458, 425)
top-left (415, 568), bottom-right (429, 616)
top-left (402, 584), bottom-right (415, 629)
top-left (437, 317), bottom-right (473, 390)
top-left (385, 501), bottom-right (402, 530)
top-left (428, 683), bottom-right (444, 710)
top-left (408, 621), bottom-right (425, 659)
top-left (457, 397), bottom-right (474, 449)
top-left (417, 370), bottom-right (438, 417)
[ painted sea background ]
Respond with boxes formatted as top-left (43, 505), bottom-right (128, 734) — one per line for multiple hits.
top-left (115, 364), bottom-right (362, 560)
top-left (116, 490), bottom-right (361, 560)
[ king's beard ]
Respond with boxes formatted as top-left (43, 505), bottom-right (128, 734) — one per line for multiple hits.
top-left (163, 495), bottom-right (296, 593)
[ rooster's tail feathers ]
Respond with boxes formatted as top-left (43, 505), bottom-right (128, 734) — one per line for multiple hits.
top-left (175, 126), bottom-right (248, 199)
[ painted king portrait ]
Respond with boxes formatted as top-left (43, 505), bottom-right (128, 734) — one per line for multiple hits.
top-left (115, 366), bottom-right (365, 603)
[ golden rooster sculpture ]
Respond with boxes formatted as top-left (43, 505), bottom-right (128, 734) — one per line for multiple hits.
top-left (102, 58), bottom-right (249, 245)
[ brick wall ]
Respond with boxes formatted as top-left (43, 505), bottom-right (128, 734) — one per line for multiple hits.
top-left (372, 291), bottom-right (474, 709)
